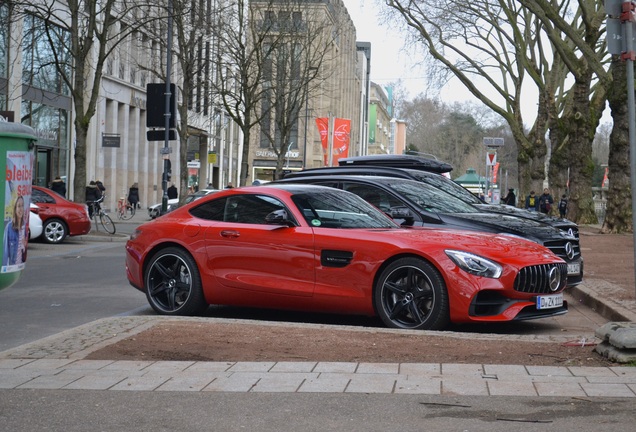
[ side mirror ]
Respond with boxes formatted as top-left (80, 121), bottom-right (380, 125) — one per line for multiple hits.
top-left (265, 209), bottom-right (294, 226)
top-left (389, 206), bottom-right (415, 226)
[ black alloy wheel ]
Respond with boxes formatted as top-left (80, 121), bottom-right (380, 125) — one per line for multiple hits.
top-left (374, 257), bottom-right (449, 330)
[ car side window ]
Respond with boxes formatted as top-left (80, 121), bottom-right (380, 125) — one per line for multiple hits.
top-left (31, 189), bottom-right (55, 204)
top-left (342, 183), bottom-right (401, 213)
top-left (190, 194), bottom-right (295, 225)
top-left (224, 195), bottom-right (292, 224)
top-left (189, 198), bottom-right (226, 221)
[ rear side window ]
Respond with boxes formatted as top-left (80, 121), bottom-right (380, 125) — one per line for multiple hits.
top-left (31, 189), bottom-right (55, 204)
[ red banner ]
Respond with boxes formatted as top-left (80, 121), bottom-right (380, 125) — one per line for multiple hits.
top-left (315, 118), bottom-right (329, 166)
top-left (332, 118), bottom-right (351, 165)
top-left (492, 162), bottom-right (500, 184)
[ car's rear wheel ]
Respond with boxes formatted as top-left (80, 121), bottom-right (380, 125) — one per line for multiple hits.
top-left (374, 257), bottom-right (449, 330)
top-left (42, 218), bottom-right (68, 244)
top-left (145, 247), bottom-right (207, 316)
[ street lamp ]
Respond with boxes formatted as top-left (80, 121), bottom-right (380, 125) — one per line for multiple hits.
top-left (303, 67), bottom-right (318, 168)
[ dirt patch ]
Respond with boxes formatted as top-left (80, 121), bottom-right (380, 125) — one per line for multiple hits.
top-left (85, 226), bottom-right (632, 366)
top-left (85, 321), bottom-right (611, 366)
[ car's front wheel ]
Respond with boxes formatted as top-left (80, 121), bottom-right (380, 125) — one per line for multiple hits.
top-left (144, 247), bottom-right (207, 316)
top-left (374, 257), bottom-right (449, 330)
top-left (42, 218), bottom-right (68, 244)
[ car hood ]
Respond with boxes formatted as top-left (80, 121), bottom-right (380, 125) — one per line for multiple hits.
top-left (388, 227), bottom-right (560, 264)
top-left (436, 212), bottom-right (575, 243)
top-left (474, 204), bottom-right (577, 230)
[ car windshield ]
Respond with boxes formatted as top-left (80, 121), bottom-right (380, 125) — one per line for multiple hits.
top-left (385, 180), bottom-right (480, 214)
top-left (404, 169), bottom-right (482, 204)
top-left (291, 190), bottom-right (399, 229)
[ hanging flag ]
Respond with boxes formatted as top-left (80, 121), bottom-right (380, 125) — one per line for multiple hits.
top-left (315, 118), bottom-right (329, 166)
top-left (332, 118), bottom-right (351, 165)
top-left (602, 166), bottom-right (609, 187)
top-left (492, 162), bottom-right (500, 184)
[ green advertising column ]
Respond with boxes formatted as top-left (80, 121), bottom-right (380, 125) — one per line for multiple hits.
top-left (0, 121), bottom-right (36, 291)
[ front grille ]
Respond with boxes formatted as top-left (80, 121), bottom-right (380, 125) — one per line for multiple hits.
top-left (543, 240), bottom-right (581, 262)
top-left (514, 263), bottom-right (568, 294)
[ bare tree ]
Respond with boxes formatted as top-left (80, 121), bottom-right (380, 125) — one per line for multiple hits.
top-left (210, 0), bottom-right (336, 185)
top-left (385, 0), bottom-right (571, 205)
top-left (13, 0), bottom-right (151, 202)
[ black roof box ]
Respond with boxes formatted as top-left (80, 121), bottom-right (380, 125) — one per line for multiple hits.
top-left (337, 154), bottom-right (453, 173)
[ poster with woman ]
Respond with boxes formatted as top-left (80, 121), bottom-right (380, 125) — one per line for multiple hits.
top-left (2, 151), bottom-right (32, 273)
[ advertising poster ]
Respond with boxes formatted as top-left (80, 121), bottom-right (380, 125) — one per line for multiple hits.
top-left (2, 151), bottom-right (32, 273)
top-left (315, 118), bottom-right (329, 166)
top-left (332, 118), bottom-right (351, 165)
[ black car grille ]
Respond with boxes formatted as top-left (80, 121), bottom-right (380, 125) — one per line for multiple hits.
top-left (514, 263), bottom-right (568, 294)
top-left (542, 240), bottom-right (581, 262)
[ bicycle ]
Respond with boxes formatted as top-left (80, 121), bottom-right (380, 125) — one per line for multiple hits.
top-left (87, 195), bottom-right (116, 234)
top-left (116, 196), bottom-right (136, 220)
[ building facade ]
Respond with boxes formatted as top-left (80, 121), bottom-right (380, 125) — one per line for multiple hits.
top-left (2, 0), bottom-right (375, 209)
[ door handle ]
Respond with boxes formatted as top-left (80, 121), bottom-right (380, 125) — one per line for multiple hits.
top-left (220, 230), bottom-right (240, 238)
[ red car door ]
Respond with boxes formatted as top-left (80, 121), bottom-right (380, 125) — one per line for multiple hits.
top-left (204, 194), bottom-right (316, 298)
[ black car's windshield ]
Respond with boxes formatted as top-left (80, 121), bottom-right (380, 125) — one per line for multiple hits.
top-left (404, 169), bottom-right (482, 204)
top-left (291, 190), bottom-right (399, 229)
top-left (386, 180), bottom-right (480, 214)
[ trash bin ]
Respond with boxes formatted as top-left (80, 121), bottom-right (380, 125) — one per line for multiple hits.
top-left (0, 121), bottom-right (36, 291)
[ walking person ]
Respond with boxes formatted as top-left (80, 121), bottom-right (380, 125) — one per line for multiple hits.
top-left (558, 194), bottom-right (568, 218)
top-left (503, 188), bottom-right (516, 206)
top-left (50, 176), bottom-right (66, 197)
top-left (539, 188), bottom-right (554, 214)
top-left (128, 182), bottom-right (140, 209)
top-left (167, 183), bottom-right (178, 199)
top-left (525, 190), bottom-right (539, 211)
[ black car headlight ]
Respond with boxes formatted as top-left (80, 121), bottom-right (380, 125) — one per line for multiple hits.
top-left (445, 250), bottom-right (502, 278)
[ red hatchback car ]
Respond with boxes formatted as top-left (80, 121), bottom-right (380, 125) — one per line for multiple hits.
top-left (126, 184), bottom-right (568, 330)
top-left (30, 186), bottom-right (91, 244)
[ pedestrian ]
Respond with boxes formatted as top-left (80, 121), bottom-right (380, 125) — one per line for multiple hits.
top-left (503, 188), bottom-right (516, 206)
top-left (85, 181), bottom-right (102, 218)
top-left (167, 183), bottom-right (178, 199)
top-left (539, 188), bottom-right (554, 214)
top-left (558, 194), bottom-right (568, 218)
top-left (525, 190), bottom-right (539, 211)
top-left (225, 182), bottom-right (234, 189)
top-left (128, 182), bottom-right (140, 209)
top-left (50, 176), bottom-right (66, 197)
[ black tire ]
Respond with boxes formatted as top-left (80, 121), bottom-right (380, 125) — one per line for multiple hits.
top-left (374, 257), bottom-right (449, 330)
top-left (144, 247), bottom-right (207, 316)
top-left (42, 218), bottom-right (68, 244)
top-left (100, 213), bottom-right (116, 234)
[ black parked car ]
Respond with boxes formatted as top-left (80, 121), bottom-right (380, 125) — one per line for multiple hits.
top-left (276, 175), bottom-right (583, 286)
top-left (284, 165), bottom-right (579, 239)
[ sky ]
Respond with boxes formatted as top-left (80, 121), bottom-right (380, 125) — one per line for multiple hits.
top-left (342, 0), bottom-right (483, 108)
top-left (342, 0), bottom-right (429, 100)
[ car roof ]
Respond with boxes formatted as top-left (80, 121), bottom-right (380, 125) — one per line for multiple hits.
top-left (337, 154), bottom-right (453, 173)
top-left (284, 165), bottom-right (417, 179)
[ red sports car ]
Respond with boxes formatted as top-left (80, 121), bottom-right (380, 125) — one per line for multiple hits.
top-left (126, 184), bottom-right (568, 330)
top-left (31, 186), bottom-right (92, 244)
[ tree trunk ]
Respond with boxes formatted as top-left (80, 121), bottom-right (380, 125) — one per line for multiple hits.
top-left (602, 58), bottom-right (632, 233)
top-left (564, 77), bottom-right (597, 224)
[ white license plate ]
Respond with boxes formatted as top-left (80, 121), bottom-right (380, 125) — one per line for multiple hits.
top-left (567, 262), bottom-right (581, 275)
top-left (537, 293), bottom-right (564, 310)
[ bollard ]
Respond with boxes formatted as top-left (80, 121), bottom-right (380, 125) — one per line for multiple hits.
top-left (0, 120), bottom-right (36, 291)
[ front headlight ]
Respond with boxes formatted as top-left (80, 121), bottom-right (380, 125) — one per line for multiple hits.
top-left (445, 250), bottom-right (502, 278)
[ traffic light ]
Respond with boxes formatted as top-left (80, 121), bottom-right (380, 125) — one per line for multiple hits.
top-left (147, 83), bottom-right (176, 129)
